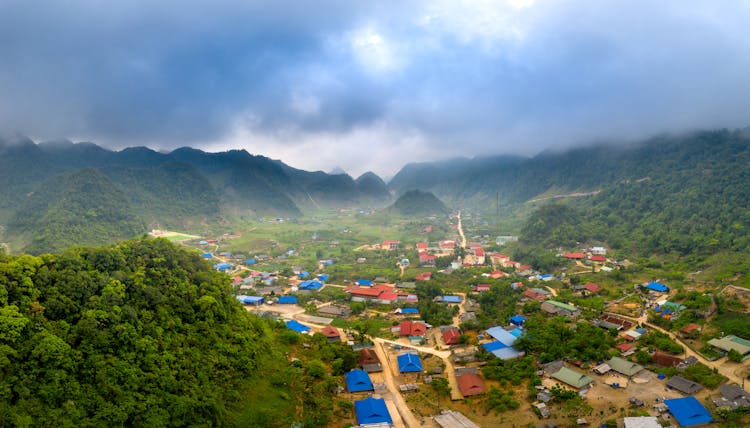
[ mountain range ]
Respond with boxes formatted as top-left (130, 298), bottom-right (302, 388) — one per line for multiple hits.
top-left (0, 134), bottom-right (391, 252)
top-left (2, 127), bottom-right (750, 256)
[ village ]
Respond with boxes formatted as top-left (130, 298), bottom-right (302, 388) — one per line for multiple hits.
top-left (167, 211), bottom-right (750, 428)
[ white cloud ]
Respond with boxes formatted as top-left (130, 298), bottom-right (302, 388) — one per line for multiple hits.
top-left (204, 113), bottom-right (440, 177)
top-left (349, 26), bottom-right (402, 75)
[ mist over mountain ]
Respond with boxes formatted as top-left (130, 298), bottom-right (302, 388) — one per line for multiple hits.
top-left (0, 135), bottom-right (392, 252)
top-left (355, 172), bottom-right (391, 200)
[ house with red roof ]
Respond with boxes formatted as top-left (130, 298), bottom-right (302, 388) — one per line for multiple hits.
top-left (617, 343), bottom-right (635, 354)
top-left (503, 260), bottom-right (521, 269)
top-left (419, 253), bottom-right (436, 266)
top-left (396, 321), bottom-right (428, 336)
top-left (349, 287), bottom-right (384, 302)
top-left (439, 240), bottom-right (456, 252)
top-left (589, 255), bottom-right (607, 263)
top-left (575, 282), bottom-right (601, 295)
top-left (490, 253), bottom-right (510, 265)
top-left (523, 289), bottom-right (548, 302)
top-left (415, 272), bottom-right (432, 281)
top-left (584, 282), bottom-right (601, 293)
top-left (442, 328), bottom-right (461, 345)
top-left (473, 284), bottom-right (491, 293)
top-left (417, 242), bottom-right (428, 251)
top-left (489, 270), bottom-right (506, 279)
top-left (562, 252), bottom-right (586, 259)
top-left (680, 323), bottom-right (702, 337)
top-left (457, 373), bottom-right (487, 397)
top-left (377, 292), bottom-right (399, 305)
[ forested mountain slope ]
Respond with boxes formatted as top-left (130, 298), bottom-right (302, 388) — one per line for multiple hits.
top-left (0, 238), bottom-right (354, 427)
top-left (511, 130), bottom-right (750, 259)
top-left (0, 135), bottom-right (391, 252)
top-left (389, 129), bottom-right (750, 210)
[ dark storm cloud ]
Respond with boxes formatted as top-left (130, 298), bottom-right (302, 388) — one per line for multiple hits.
top-left (1, 1), bottom-right (749, 175)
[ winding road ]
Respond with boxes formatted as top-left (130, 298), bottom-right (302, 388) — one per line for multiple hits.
top-left (605, 311), bottom-right (748, 386)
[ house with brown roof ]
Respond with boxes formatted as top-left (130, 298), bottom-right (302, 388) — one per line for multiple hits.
top-left (457, 373), bottom-right (487, 397)
top-left (358, 348), bottom-right (383, 372)
top-left (321, 325), bottom-right (341, 342)
top-left (651, 351), bottom-right (683, 367)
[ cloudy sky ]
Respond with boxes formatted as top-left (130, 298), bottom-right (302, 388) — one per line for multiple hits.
top-left (2, 1), bottom-right (750, 176)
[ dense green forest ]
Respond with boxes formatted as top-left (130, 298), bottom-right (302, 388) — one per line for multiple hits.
top-left (0, 238), bottom-right (353, 427)
top-left (508, 131), bottom-right (750, 269)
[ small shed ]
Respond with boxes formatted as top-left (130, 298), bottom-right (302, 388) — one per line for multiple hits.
top-left (510, 315), bottom-right (526, 326)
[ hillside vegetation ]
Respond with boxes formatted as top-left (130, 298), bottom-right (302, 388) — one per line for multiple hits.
top-left (0, 135), bottom-right (392, 253)
top-left (0, 238), bottom-right (354, 427)
top-left (389, 190), bottom-right (449, 216)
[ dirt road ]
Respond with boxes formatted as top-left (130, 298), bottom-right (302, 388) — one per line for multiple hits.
top-left (606, 312), bottom-right (748, 385)
top-left (456, 211), bottom-right (467, 248)
top-left (376, 338), bottom-right (462, 401)
top-left (371, 338), bottom-right (421, 427)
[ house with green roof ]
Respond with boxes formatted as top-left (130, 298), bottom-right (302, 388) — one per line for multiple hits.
top-left (606, 356), bottom-right (644, 377)
top-left (550, 366), bottom-right (594, 389)
top-left (541, 300), bottom-right (580, 318)
top-left (708, 335), bottom-right (750, 360)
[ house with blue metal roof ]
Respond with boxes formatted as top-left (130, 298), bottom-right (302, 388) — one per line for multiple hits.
top-left (236, 295), bottom-right (264, 305)
top-left (664, 396), bottom-right (713, 426)
top-left (510, 315), bottom-right (526, 326)
top-left (354, 397), bottom-right (392, 425)
top-left (486, 326), bottom-right (518, 346)
top-left (397, 352), bottom-right (423, 373)
top-left (357, 279), bottom-right (373, 286)
top-left (277, 296), bottom-right (298, 304)
top-left (297, 271), bottom-right (309, 279)
top-left (482, 341), bottom-right (506, 352)
top-left (401, 308), bottom-right (419, 314)
top-left (317, 274), bottom-right (329, 281)
top-left (345, 369), bottom-right (374, 392)
top-left (438, 295), bottom-right (463, 304)
top-left (646, 281), bottom-right (669, 293)
top-left (244, 259), bottom-right (256, 265)
top-left (298, 280), bottom-right (323, 290)
top-left (285, 320), bottom-right (310, 333)
top-left (213, 262), bottom-right (233, 271)
top-left (201, 253), bottom-right (212, 258)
